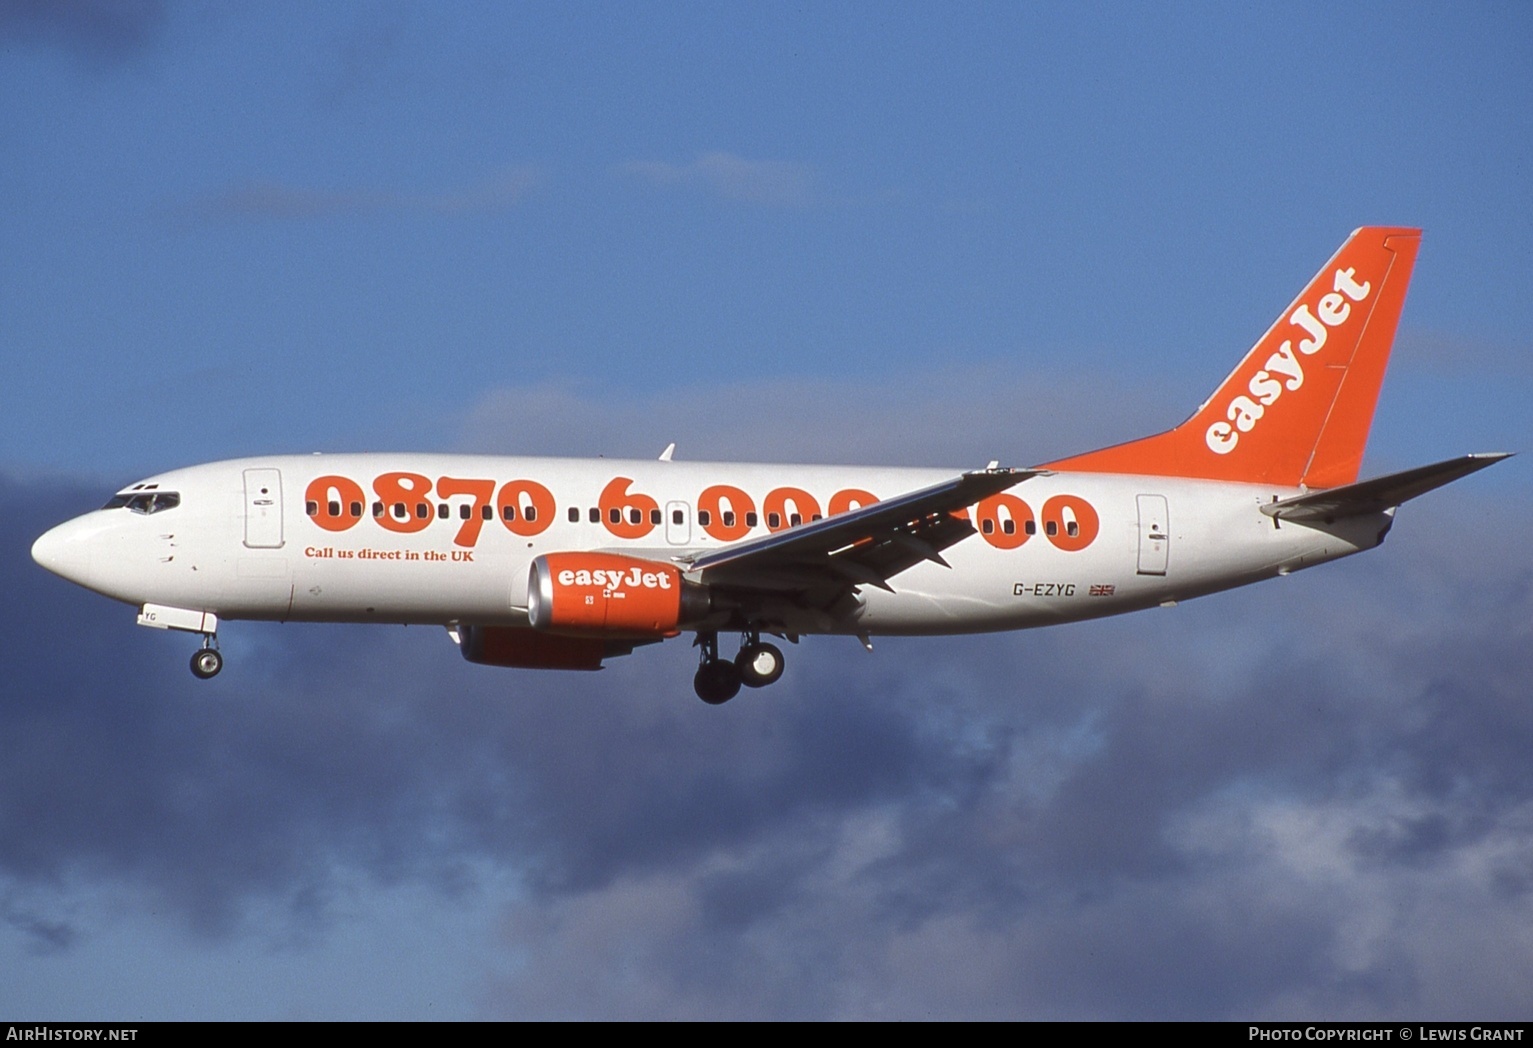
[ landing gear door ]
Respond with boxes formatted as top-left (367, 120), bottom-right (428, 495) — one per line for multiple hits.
top-left (243, 468), bottom-right (284, 549)
top-left (1136, 494), bottom-right (1169, 576)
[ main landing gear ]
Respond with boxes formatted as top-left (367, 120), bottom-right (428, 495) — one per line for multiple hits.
top-left (693, 629), bottom-right (786, 704)
top-left (190, 635), bottom-right (223, 679)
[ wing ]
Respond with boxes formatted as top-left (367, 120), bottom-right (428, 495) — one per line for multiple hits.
top-left (673, 468), bottom-right (1040, 628)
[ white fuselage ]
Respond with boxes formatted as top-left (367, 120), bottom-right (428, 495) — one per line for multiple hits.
top-left (32, 452), bottom-right (1388, 637)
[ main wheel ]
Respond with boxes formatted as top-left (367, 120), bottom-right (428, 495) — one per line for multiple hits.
top-left (736, 642), bottom-right (784, 688)
top-left (694, 660), bottom-right (742, 705)
top-left (190, 648), bottom-right (223, 679)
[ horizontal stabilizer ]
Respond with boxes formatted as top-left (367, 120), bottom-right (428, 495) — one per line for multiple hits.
top-left (1261, 453), bottom-right (1511, 522)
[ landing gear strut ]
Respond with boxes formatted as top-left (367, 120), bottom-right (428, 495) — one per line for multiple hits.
top-left (693, 629), bottom-right (786, 703)
top-left (190, 635), bottom-right (222, 679)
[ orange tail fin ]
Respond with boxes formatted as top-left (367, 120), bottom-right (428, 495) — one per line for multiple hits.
top-left (1044, 227), bottom-right (1421, 488)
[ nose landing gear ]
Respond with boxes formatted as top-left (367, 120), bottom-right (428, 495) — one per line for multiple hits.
top-left (693, 629), bottom-right (786, 703)
top-left (190, 636), bottom-right (222, 679)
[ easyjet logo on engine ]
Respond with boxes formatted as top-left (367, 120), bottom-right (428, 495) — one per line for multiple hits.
top-left (556, 566), bottom-right (674, 593)
top-left (1205, 266), bottom-right (1372, 455)
top-left (531, 553), bottom-right (704, 635)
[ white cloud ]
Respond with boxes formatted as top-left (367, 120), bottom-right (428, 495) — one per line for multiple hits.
top-left (621, 152), bottom-right (813, 207)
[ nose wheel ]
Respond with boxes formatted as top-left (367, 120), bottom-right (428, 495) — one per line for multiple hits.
top-left (190, 637), bottom-right (223, 679)
top-left (693, 630), bottom-right (785, 703)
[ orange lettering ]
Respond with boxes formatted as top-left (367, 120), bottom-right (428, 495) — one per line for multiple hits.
top-left (597, 477), bottom-right (657, 540)
top-left (437, 476), bottom-right (496, 547)
top-left (373, 472), bottom-right (434, 534)
top-left (1041, 495), bottom-right (1099, 551)
top-left (697, 484), bottom-right (755, 541)
top-left (828, 488), bottom-right (877, 515)
top-left (497, 479), bottom-right (555, 537)
top-left (304, 475), bottom-right (364, 533)
top-left (763, 486), bottom-right (821, 531)
top-left (976, 494), bottom-right (1033, 550)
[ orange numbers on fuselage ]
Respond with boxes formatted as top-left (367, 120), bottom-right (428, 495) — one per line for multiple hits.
top-left (496, 479), bottom-right (556, 538)
top-left (598, 477), bottom-right (659, 540)
top-left (698, 485), bottom-right (755, 542)
top-left (373, 472), bottom-right (435, 534)
top-left (974, 493), bottom-right (1035, 550)
top-left (304, 475), bottom-right (366, 533)
top-left (972, 492), bottom-right (1101, 551)
top-left (762, 486), bottom-right (820, 532)
top-left (301, 472), bottom-right (1101, 553)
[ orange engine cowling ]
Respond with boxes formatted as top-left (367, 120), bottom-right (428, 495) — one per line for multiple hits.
top-left (457, 625), bottom-right (608, 670)
top-left (528, 553), bottom-right (710, 635)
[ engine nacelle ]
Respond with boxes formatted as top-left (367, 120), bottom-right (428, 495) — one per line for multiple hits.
top-left (528, 553), bottom-right (710, 635)
top-left (457, 624), bottom-right (608, 670)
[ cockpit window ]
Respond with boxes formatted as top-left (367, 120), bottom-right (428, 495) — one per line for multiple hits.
top-left (103, 492), bottom-right (181, 514)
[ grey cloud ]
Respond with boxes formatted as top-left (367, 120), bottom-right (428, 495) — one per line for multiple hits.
top-left (5, 469), bottom-right (1529, 1017)
top-left (0, 0), bottom-right (164, 62)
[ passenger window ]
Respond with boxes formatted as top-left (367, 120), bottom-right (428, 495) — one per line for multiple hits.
top-left (481, 505), bottom-right (493, 520)
top-left (568, 507), bottom-right (580, 523)
top-left (628, 508), bottom-right (641, 525)
top-left (415, 504), bottom-right (429, 519)
top-left (524, 506), bottom-right (537, 522)
top-left (589, 508), bottom-right (600, 524)
top-left (1001, 519), bottom-right (1015, 535)
top-left (503, 506), bottom-right (516, 521)
top-left (672, 509), bottom-right (683, 525)
top-left (439, 504), bottom-right (451, 520)
top-left (329, 500), bottom-right (341, 517)
top-left (373, 502), bottom-right (384, 517)
top-left (722, 511), bottom-right (734, 527)
top-left (350, 501), bottom-right (363, 518)
top-left (609, 508), bottom-right (621, 524)
top-left (790, 513), bottom-right (802, 527)
top-left (699, 510), bottom-right (712, 526)
top-left (1066, 521), bottom-right (1079, 537)
top-left (650, 508), bottom-right (662, 525)
top-left (982, 519), bottom-right (994, 535)
top-left (306, 501), bottom-right (318, 516)
top-left (1024, 520), bottom-right (1036, 536)
top-left (746, 512), bottom-right (758, 527)
top-left (768, 513), bottom-right (781, 529)
top-left (1045, 521), bottom-right (1058, 537)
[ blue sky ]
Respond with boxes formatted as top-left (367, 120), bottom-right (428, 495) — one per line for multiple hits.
top-left (2, 1), bottom-right (1530, 1020)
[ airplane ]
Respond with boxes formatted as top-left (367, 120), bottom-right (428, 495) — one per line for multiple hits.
top-left (31, 227), bottom-right (1509, 704)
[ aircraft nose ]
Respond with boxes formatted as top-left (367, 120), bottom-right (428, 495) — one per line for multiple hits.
top-left (32, 518), bottom-right (94, 587)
